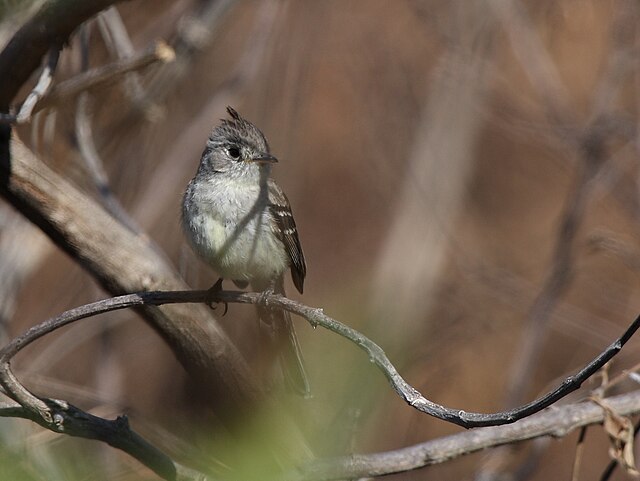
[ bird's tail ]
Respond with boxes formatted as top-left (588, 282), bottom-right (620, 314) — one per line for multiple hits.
top-left (256, 279), bottom-right (310, 396)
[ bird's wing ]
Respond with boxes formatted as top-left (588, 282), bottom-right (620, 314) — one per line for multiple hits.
top-left (268, 179), bottom-right (306, 293)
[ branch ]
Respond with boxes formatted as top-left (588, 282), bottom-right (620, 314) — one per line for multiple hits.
top-left (4, 289), bottom-right (639, 430)
top-left (2, 133), bottom-right (258, 417)
top-left (211, 291), bottom-right (640, 429)
top-left (487, 0), bottom-right (576, 129)
top-left (0, 398), bottom-right (211, 481)
top-left (36, 40), bottom-right (175, 113)
top-left (96, 6), bottom-right (148, 104)
top-left (75, 91), bottom-right (142, 232)
top-left (71, 44), bottom-right (172, 234)
top-left (0, 47), bottom-right (61, 124)
top-left (0, 0), bottom-right (128, 111)
top-left (504, 130), bottom-right (606, 407)
top-left (293, 390), bottom-right (640, 481)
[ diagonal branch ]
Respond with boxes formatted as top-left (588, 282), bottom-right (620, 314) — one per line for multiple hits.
top-left (37, 40), bottom-right (175, 114)
top-left (0, 398), bottom-right (211, 481)
top-left (0, 46), bottom-right (61, 124)
top-left (0, 0), bottom-right (129, 111)
top-left (1, 133), bottom-right (258, 417)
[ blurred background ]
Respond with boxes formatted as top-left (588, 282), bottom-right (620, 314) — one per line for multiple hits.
top-left (2, 0), bottom-right (640, 479)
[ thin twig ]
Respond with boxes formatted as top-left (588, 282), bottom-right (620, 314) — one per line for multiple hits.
top-left (36, 40), bottom-right (175, 113)
top-left (0, 46), bottom-right (60, 124)
top-left (220, 291), bottom-right (640, 428)
top-left (3, 286), bottom-right (637, 481)
top-left (97, 6), bottom-right (147, 103)
top-left (75, 81), bottom-right (143, 233)
top-left (571, 426), bottom-right (587, 481)
top-left (2, 289), bottom-right (639, 430)
top-left (504, 138), bottom-right (605, 408)
top-left (487, 0), bottom-right (575, 130)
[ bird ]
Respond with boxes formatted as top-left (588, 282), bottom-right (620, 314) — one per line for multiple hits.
top-left (181, 106), bottom-right (309, 395)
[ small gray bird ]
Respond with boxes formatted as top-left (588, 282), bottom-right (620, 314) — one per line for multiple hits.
top-left (182, 107), bottom-right (309, 395)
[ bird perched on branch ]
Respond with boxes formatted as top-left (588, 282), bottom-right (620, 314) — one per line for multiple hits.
top-left (182, 107), bottom-right (309, 395)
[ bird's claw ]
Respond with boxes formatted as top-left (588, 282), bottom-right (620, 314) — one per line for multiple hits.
top-left (259, 287), bottom-right (275, 306)
top-left (206, 278), bottom-right (228, 316)
top-left (216, 302), bottom-right (229, 316)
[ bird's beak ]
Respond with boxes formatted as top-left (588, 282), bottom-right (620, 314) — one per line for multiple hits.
top-left (250, 152), bottom-right (278, 164)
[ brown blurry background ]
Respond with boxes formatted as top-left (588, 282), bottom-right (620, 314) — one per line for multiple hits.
top-left (3, 0), bottom-right (640, 479)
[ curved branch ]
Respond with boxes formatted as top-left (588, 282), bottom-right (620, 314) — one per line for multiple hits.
top-left (214, 290), bottom-right (640, 429)
top-left (3, 289), bottom-right (638, 430)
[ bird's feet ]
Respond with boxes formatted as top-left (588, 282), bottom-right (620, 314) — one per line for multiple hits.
top-left (259, 286), bottom-right (276, 307)
top-left (206, 278), bottom-right (228, 316)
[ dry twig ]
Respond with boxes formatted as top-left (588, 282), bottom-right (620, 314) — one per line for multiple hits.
top-left (96, 6), bottom-right (147, 103)
top-left (0, 0), bottom-right (124, 112)
top-left (37, 40), bottom-right (175, 113)
top-left (6, 47), bottom-right (60, 123)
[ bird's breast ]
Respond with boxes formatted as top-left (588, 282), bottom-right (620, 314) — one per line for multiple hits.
top-left (182, 177), bottom-right (288, 284)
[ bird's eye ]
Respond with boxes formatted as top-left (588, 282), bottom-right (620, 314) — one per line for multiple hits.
top-left (228, 147), bottom-right (241, 160)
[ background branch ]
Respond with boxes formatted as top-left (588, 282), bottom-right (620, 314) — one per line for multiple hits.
top-left (0, 0), bottom-right (127, 111)
top-left (294, 390), bottom-right (640, 481)
top-left (8, 46), bottom-right (60, 123)
top-left (96, 6), bottom-right (148, 105)
top-left (36, 40), bottom-right (174, 114)
top-left (0, 4), bottom-right (246, 413)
